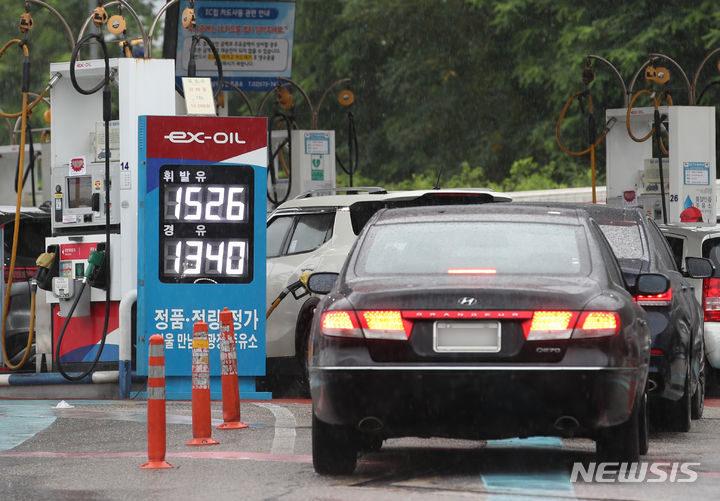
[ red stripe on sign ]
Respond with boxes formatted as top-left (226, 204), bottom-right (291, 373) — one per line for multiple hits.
top-left (148, 357), bottom-right (164, 366)
top-left (148, 379), bottom-right (165, 387)
top-left (145, 116), bottom-right (267, 162)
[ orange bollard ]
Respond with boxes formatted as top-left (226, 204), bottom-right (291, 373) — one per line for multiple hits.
top-left (141, 334), bottom-right (173, 469)
top-left (217, 307), bottom-right (248, 430)
top-left (187, 321), bottom-right (219, 446)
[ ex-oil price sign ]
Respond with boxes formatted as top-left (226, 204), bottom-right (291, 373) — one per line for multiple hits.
top-left (137, 116), bottom-right (267, 399)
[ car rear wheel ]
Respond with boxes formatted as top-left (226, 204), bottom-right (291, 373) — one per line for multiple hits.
top-left (295, 298), bottom-right (319, 397)
top-left (596, 399), bottom-right (641, 463)
top-left (666, 363), bottom-right (692, 432)
top-left (691, 354), bottom-right (705, 420)
top-left (312, 413), bottom-right (358, 475)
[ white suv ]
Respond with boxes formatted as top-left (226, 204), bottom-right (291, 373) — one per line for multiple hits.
top-left (661, 224), bottom-right (720, 391)
top-left (265, 188), bottom-right (511, 382)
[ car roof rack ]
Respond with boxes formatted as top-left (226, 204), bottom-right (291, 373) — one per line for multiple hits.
top-left (293, 187), bottom-right (388, 199)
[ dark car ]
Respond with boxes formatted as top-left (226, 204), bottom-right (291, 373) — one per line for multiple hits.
top-left (1, 206), bottom-right (51, 368)
top-left (307, 204), bottom-right (668, 475)
top-left (579, 204), bottom-right (713, 431)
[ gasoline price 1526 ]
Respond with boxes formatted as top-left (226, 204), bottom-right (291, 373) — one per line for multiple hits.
top-left (163, 185), bottom-right (247, 222)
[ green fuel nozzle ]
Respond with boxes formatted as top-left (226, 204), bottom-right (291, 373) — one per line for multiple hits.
top-left (85, 249), bottom-right (105, 278)
top-left (85, 243), bottom-right (108, 289)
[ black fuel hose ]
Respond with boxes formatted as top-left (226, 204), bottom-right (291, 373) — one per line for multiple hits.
top-left (654, 108), bottom-right (668, 225)
top-left (336, 111), bottom-right (359, 187)
top-left (175, 34), bottom-right (224, 99)
top-left (267, 113), bottom-right (293, 206)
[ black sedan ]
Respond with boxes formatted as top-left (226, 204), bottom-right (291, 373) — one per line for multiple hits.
top-left (579, 204), bottom-right (713, 431)
top-left (307, 204), bottom-right (668, 475)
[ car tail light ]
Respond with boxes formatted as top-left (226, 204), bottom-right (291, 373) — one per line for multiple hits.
top-left (572, 311), bottom-right (620, 338)
top-left (635, 288), bottom-right (673, 306)
top-left (526, 311), bottom-right (576, 340)
top-left (651, 349), bottom-right (664, 355)
top-left (525, 310), bottom-right (620, 340)
top-left (358, 310), bottom-right (413, 340)
top-left (320, 311), bottom-right (363, 338)
top-left (702, 278), bottom-right (720, 321)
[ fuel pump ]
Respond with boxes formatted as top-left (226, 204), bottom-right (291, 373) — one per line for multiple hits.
top-left (605, 57), bottom-right (716, 224)
top-left (625, 84), bottom-right (673, 223)
top-left (48, 33), bottom-right (114, 381)
top-left (42, 51), bottom-right (175, 377)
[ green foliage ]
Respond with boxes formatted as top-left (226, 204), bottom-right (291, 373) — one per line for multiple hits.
top-left (2, 1), bottom-right (718, 194)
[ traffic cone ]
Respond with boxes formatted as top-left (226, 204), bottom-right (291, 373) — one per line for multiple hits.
top-left (141, 334), bottom-right (173, 469)
top-left (217, 308), bottom-right (248, 430)
top-left (187, 321), bottom-right (219, 446)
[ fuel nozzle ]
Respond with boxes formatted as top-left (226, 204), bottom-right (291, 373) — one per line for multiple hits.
top-left (34, 245), bottom-right (59, 291)
top-left (86, 243), bottom-right (108, 289)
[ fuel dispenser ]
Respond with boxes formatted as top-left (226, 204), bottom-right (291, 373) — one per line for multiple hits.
top-left (40, 57), bottom-right (176, 372)
top-left (605, 105), bottom-right (716, 224)
top-left (137, 115), bottom-right (268, 399)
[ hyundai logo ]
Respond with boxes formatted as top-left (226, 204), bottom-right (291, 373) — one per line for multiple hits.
top-left (458, 297), bottom-right (477, 306)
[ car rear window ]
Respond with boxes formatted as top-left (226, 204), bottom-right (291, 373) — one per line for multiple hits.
top-left (702, 237), bottom-right (720, 268)
top-left (354, 221), bottom-right (588, 276)
top-left (597, 222), bottom-right (647, 261)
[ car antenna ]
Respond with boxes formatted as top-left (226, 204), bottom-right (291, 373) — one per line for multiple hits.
top-left (433, 164), bottom-right (445, 189)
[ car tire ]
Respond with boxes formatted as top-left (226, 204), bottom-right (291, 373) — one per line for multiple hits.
top-left (596, 399), bottom-right (640, 463)
top-left (295, 298), bottom-right (319, 397)
top-left (667, 363), bottom-right (692, 432)
top-left (312, 413), bottom-right (358, 475)
top-left (639, 391), bottom-right (649, 455)
top-left (691, 353), bottom-right (705, 420)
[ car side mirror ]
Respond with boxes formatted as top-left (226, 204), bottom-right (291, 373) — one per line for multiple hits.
top-left (306, 272), bottom-right (339, 295)
top-left (685, 257), bottom-right (714, 279)
top-left (635, 273), bottom-right (670, 296)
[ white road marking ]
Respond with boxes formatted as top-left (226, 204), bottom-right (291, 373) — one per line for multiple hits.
top-left (253, 402), bottom-right (297, 455)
